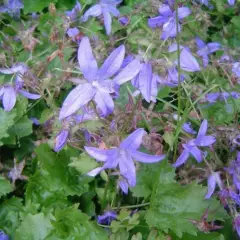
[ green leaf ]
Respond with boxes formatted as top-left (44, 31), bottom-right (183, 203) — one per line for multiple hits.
top-left (9, 116), bottom-right (32, 138)
top-left (14, 213), bottom-right (53, 240)
top-left (69, 153), bottom-right (98, 174)
top-left (23, 0), bottom-right (55, 14)
top-left (48, 205), bottom-right (107, 239)
top-left (26, 144), bottom-right (89, 206)
top-left (0, 176), bottom-right (13, 198)
top-left (0, 108), bottom-right (16, 145)
top-left (143, 162), bottom-right (228, 237)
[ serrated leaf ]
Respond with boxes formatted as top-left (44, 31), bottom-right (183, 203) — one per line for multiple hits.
top-left (0, 176), bottom-right (13, 197)
top-left (9, 116), bottom-right (33, 138)
top-left (14, 213), bottom-right (53, 240)
top-left (23, 0), bottom-right (55, 14)
top-left (0, 108), bottom-right (16, 145)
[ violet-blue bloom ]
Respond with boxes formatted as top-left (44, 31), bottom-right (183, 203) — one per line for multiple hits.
top-left (206, 92), bottom-right (240, 103)
top-left (66, 27), bottom-right (81, 43)
top-left (232, 62), bottom-right (240, 77)
top-left (82, 0), bottom-right (122, 35)
top-left (234, 215), bottom-right (240, 238)
top-left (0, 230), bottom-right (9, 240)
top-left (118, 16), bottom-right (129, 26)
top-left (182, 122), bottom-right (197, 134)
top-left (205, 172), bottom-right (222, 199)
top-left (168, 44), bottom-right (201, 72)
top-left (0, 0), bottom-right (23, 18)
top-left (148, 4), bottom-right (191, 40)
top-left (0, 65), bottom-right (41, 111)
top-left (228, 0), bottom-right (235, 5)
top-left (65, 1), bottom-right (81, 21)
top-left (131, 63), bottom-right (159, 103)
top-left (173, 119), bottom-right (216, 167)
top-left (85, 128), bottom-right (165, 188)
top-left (97, 211), bottom-right (117, 225)
top-left (118, 177), bottom-right (129, 194)
top-left (59, 37), bottom-right (141, 120)
top-left (196, 37), bottom-right (221, 67)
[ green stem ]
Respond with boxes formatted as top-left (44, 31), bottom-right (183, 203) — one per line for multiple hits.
top-left (112, 202), bottom-right (150, 210)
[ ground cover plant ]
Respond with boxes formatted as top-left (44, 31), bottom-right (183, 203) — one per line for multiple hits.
top-left (1, 0), bottom-right (240, 239)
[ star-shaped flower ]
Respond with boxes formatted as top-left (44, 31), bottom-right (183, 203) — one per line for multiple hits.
top-left (85, 128), bottom-right (165, 189)
top-left (59, 37), bottom-right (141, 120)
top-left (173, 119), bottom-right (216, 167)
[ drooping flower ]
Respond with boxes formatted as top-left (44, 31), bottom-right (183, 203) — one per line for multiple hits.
top-left (0, 0), bottom-right (23, 18)
top-left (232, 62), bottom-right (240, 77)
top-left (65, 1), bottom-right (81, 21)
top-left (118, 16), bottom-right (129, 26)
top-left (205, 172), bottom-right (222, 199)
top-left (85, 128), bottom-right (166, 189)
top-left (234, 215), bottom-right (240, 238)
top-left (0, 64), bottom-right (41, 111)
top-left (97, 211), bottom-right (117, 225)
top-left (195, 37), bottom-right (221, 67)
top-left (173, 119), bottom-right (216, 167)
top-left (8, 159), bottom-right (27, 185)
top-left (182, 122), bottom-right (197, 134)
top-left (206, 92), bottom-right (240, 103)
top-left (59, 37), bottom-right (141, 120)
top-left (228, 0), bottom-right (235, 6)
top-left (82, 0), bottom-right (122, 35)
top-left (168, 44), bottom-right (201, 72)
top-left (131, 63), bottom-right (159, 103)
top-left (66, 27), bottom-right (82, 43)
top-left (0, 230), bottom-right (9, 240)
top-left (148, 4), bottom-right (191, 40)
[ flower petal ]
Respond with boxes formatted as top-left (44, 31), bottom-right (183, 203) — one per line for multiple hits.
top-left (118, 178), bottom-right (129, 194)
top-left (78, 37), bottom-right (98, 82)
top-left (172, 149), bottom-right (190, 167)
top-left (87, 167), bottom-right (104, 177)
top-left (102, 8), bottom-right (112, 35)
top-left (148, 16), bottom-right (166, 28)
top-left (120, 128), bottom-right (146, 150)
top-left (138, 63), bottom-right (152, 103)
top-left (182, 122), bottom-right (197, 134)
top-left (205, 174), bottom-right (216, 199)
top-left (94, 89), bottom-right (114, 116)
top-left (98, 45), bottom-right (125, 79)
top-left (207, 42), bottom-right (221, 54)
top-left (130, 149), bottom-right (165, 163)
top-left (179, 48), bottom-right (200, 72)
top-left (0, 63), bottom-right (28, 75)
top-left (105, 4), bottom-right (120, 17)
top-left (81, 4), bottom-right (102, 22)
top-left (113, 59), bottom-right (141, 85)
top-left (54, 130), bottom-right (69, 152)
top-left (119, 152), bottom-right (136, 187)
top-left (2, 86), bottom-right (16, 111)
top-left (196, 36), bottom-right (206, 49)
top-left (159, 4), bottom-right (172, 16)
top-left (194, 136), bottom-right (216, 147)
top-left (85, 146), bottom-right (118, 161)
top-left (177, 7), bottom-right (191, 20)
top-left (19, 90), bottom-right (41, 99)
top-left (189, 146), bottom-right (202, 162)
top-left (197, 119), bottom-right (208, 138)
top-left (59, 83), bottom-right (96, 120)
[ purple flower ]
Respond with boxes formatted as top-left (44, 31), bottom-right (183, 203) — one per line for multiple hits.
top-left (98, 211), bottom-right (117, 225)
top-left (158, 66), bottom-right (185, 87)
top-left (168, 44), bottom-right (201, 72)
top-left (206, 92), bottom-right (240, 103)
top-left (65, 1), bottom-right (81, 21)
top-left (0, 231), bottom-right (9, 240)
top-left (234, 215), bottom-right (240, 238)
top-left (54, 129), bottom-right (69, 152)
top-left (196, 37), bottom-right (221, 67)
top-left (66, 27), bottom-right (81, 43)
top-left (82, 0), bottom-right (122, 35)
top-left (205, 172), bottom-right (222, 199)
top-left (118, 177), bottom-right (129, 194)
top-left (148, 4), bottom-right (191, 40)
top-left (118, 16), bottom-right (129, 26)
top-left (85, 128), bottom-right (165, 188)
top-left (131, 63), bottom-right (159, 102)
top-left (182, 122), bottom-right (197, 134)
top-left (0, 0), bottom-right (23, 18)
top-left (59, 37), bottom-right (141, 120)
top-left (232, 62), bottom-right (240, 77)
top-left (173, 119), bottom-right (216, 167)
top-left (0, 65), bottom-right (41, 111)
top-left (228, 0), bottom-right (235, 5)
